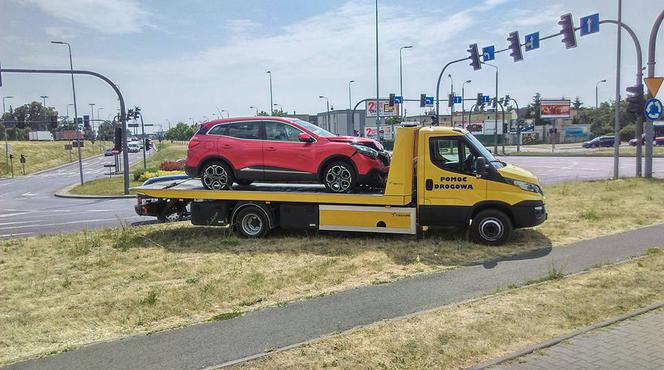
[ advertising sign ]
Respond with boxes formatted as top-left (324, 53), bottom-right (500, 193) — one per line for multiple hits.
top-left (364, 125), bottom-right (394, 140)
top-left (366, 99), bottom-right (399, 118)
top-left (540, 99), bottom-right (571, 119)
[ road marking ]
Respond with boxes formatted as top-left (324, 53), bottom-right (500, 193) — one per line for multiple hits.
top-left (0, 212), bottom-right (29, 218)
top-left (0, 216), bottom-right (143, 231)
top-left (0, 232), bottom-right (33, 238)
top-left (0, 220), bottom-right (35, 226)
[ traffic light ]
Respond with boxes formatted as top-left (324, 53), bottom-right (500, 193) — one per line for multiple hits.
top-left (558, 13), bottom-right (577, 49)
top-left (507, 31), bottom-right (523, 62)
top-left (126, 109), bottom-right (134, 120)
top-left (504, 95), bottom-right (511, 104)
top-left (83, 115), bottom-right (90, 129)
top-left (626, 84), bottom-right (644, 117)
top-left (144, 138), bottom-right (152, 151)
top-left (389, 93), bottom-right (395, 107)
top-left (134, 106), bottom-right (141, 117)
top-left (420, 94), bottom-right (426, 108)
top-left (467, 43), bottom-right (481, 70)
top-left (113, 127), bottom-right (122, 153)
top-left (50, 114), bottom-right (58, 128)
top-left (476, 93), bottom-right (484, 107)
top-left (448, 94), bottom-right (454, 107)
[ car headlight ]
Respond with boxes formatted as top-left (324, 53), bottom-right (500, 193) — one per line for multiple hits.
top-left (505, 178), bottom-right (543, 194)
top-left (351, 143), bottom-right (379, 159)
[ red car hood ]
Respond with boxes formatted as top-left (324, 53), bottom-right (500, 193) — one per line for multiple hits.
top-left (325, 136), bottom-right (384, 151)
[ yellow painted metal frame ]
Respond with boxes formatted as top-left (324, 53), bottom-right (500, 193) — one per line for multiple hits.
top-left (319, 205), bottom-right (416, 234)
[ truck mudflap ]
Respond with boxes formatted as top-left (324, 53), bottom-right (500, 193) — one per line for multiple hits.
top-left (318, 205), bottom-right (416, 234)
top-left (511, 200), bottom-right (547, 228)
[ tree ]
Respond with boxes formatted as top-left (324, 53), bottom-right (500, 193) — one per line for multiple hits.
top-left (576, 100), bottom-right (636, 137)
top-left (96, 120), bottom-right (114, 141)
top-left (572, 96), bottom-right (583, 109)
top-left (164, 122), bottom-right (197, 141)
top-left (524, 92), bottom-right (544, 125)
top-left (257, 111), bottom-right (269, 116)
top-left (271, 109), bottom-right (288, 117)
top-left (11, 102), bottom-right (58, 131)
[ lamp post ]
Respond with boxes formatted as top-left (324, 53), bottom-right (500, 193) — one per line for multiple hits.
top-left (66, 103), bottom-right (73, 125)
top-left (273, 104), bottom-right (283, 114)
top-left (461, 80), bottom-right (471, 128)
top-left (2, 95), bottom-right (13, 167)
top-left (399, 45), bottom-right (413, 118)
top-left (482, 62), bottom-right (499, 154)
top-left (448, 74), bottom-right (454, 125)
top-left (319, 95), bottom-right (331, 132)
top-left (51, 40), bottom-right (83, 185)
top-left (374, 0), bottom-right (380, 141)
top-left (220, 109), bottom-right (230, 118)
top-left (249, 106), bottom-right (258, 116)
top-left (348, 80), bottom-right (354, 110)
top-left (97, 107), bottom-right (104, 141)
top-left (89, 103), bottom-right (95, 148)
top-left (40, 95), bottom-right (48, 107)
top-left (266, 70), bottom-right (273, 115)
top-left (595, 79), bottom-right (607, 108)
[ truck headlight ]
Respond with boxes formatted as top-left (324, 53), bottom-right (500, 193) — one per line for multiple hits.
top-left (506, 178), bottom-right (543, 195)
top-left (351, 143), bottom-right (379, 159)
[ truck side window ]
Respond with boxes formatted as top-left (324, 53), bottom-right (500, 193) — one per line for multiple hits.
top-left (429, 137), bottom-right (461, 172)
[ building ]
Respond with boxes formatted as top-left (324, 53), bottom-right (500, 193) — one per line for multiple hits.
top-left (315, 109), bottom-right (367, 137)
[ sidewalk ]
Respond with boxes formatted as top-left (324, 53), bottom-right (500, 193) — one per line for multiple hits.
top-left (493, 308), bottom-right (664, 370)
top-left (8, 224), bottom-right (664, 370)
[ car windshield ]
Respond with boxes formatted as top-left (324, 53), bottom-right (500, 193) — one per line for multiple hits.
top-left (294, 119), bottom-right (335, 137)
top-left (464, 133), bottom-right (504, 168)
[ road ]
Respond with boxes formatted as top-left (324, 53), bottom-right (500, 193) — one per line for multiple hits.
top-left (0, 154), bottom-right (662, 239)
top-left (0, 151), bottom-right (147, 239)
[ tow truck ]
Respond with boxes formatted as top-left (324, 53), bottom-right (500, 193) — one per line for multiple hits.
top-left (133, 126), bottom-right (546, 245)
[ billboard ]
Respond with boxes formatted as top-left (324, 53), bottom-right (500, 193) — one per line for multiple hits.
top-left (540, 99), bottom-right (571, 119)
top-left (364, 125), bottom-right (394, 140)
top-left (366, 99), bottom-right (399, 118)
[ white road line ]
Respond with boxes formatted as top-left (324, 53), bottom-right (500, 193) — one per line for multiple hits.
top-left (0, 220), bottom-right (36, 226)
top-left (0, 212), bottom-right (29, 218)
top-left (0, 232), bottom-right (33, 238)
top-left (0, 216), bottom-right (143, 231)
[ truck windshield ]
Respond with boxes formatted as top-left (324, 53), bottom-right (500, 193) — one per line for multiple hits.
top-left (294, 119), bottom-right (335, 137)
top-left (464, 133), bottom-right (504, 168)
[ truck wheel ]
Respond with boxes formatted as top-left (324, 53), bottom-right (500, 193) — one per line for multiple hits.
top-left (201, 161), bottom-right (234, 190)
top-left (470, 209), bottom-right (512, 246)
top-left (323, 161), bottom-right (356, 193)
top-left (235, 207), bottom-right (269, 238)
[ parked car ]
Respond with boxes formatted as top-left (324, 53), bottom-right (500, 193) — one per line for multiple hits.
top-left (656, 137), bottom-right (664, 146)
top-left (184, 117), bottom-right (390, 193)
top-left (104, 148), bottom-right (114, 156)
top-left (127, 141), bottom-right (140, 153)
top-left (582, 136), bottom-right (617, 148)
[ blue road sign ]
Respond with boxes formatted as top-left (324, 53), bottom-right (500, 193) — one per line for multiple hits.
top-left (482, 95), bottom-right (490, 103)
top-left (453, 96), bottom-right (462, 104)
top-left (394, 96), bottom-right (402, 104)
top-left (525, 32), bottom-right (540, 51)
top-left (645, 98), bottom-right (663, 121)
top-left (482, 45), bottom-right (495, 62)
top-left (425, 96), bottom-right (434, 106)
top-left (580, 13), bottom-right (600, 36)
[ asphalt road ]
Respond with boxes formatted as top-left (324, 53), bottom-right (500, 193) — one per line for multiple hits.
top-left (0, 151), bottom-right (148, 239)
top-left (0, 154), bottom-right (661, 239)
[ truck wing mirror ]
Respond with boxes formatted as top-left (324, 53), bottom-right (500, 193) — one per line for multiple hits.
top-left (298, 133), bottom-right (315, 143)
top-left (475, 157), bottom-right (489, 177)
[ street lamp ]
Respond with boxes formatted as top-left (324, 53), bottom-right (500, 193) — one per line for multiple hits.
top-left (273, 103), bottom-right (283, 114)
top-left (348, 80), bottom-right (355, 110)
top-left (461, 80), bottom-right (471, 127)
top-left (399, 45), bottom-right (413, 118)
top-left (89, 103), bottom-right (95, 147)
top-left (249, 106), bottom-right (258, 116)
top-left (319, 95), bottom-right (331, 132)
top-left (266, 70), bottom-right (273, 115)
top-left (2, 95), bottom-right (13, 167)
top-left (482, 62), bottom-right (499, 154)
top-left (51, 40), bottom-right (84, 185)
top-left (66, 103), bottom-right (74, 122)
top-left (220, 109), bottom-right (230, 118)
top-left (595, 79), bottom-right (607, 108)
top-left (448, 74), bottom-right (454, 124)
top-left (40, 95), bottom-right (48, 107)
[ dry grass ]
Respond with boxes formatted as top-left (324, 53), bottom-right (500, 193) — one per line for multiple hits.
top-left (1, 178), bottom-right (663, 365)
top-left (241, 250), bottom-right (664, 370)
top-left (0, 140), bottom-right (112, 176)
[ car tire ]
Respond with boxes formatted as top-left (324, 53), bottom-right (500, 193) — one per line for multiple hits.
top-left (201, 161), bottom-right (234, 190)
top-left (323, 161), bottom-right (356, 193)
top-left (235, 207), bottom-right (269, 238)
top-left (470, 209), bottom-right (512, 246)
top-left (236, 179), bottom-right (254, 186)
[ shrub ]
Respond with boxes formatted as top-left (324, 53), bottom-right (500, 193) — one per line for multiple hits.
top-left (159, 161), bottom-right (184, 171)
top-left (133, 167), bottom-right (157, 181)
top-left (137, 170), bottom-right (185, 182)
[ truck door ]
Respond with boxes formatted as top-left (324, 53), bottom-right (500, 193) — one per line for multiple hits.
top-left (421, 134), bottom-right (487, 226)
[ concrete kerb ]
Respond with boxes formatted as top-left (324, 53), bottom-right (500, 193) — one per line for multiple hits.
top-left (468, 300), bottom-right (664, 369)
top-left (54, 182), bottom-right (135, 199)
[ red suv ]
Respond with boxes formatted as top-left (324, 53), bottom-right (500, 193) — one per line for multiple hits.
top-left (184, 117), bottom-right (390, 193)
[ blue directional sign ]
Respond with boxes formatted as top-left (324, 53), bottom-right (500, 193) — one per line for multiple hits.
top-left (425, 96), bottom-right (434, 106)
top-left (482, 95), bottom-right (490, 104)
top-left (580, 13), bottom-right (600, 36)
top-left (453, 96), bottom-right (462, 104)
top-left (394, 96), bottom-right (402, 104)
top-left (645, 98), bottom-right (663, 121)
top-left (524, 32), bottom-right (540, 51)
top-left (482, 45), bottom-right (495, 62)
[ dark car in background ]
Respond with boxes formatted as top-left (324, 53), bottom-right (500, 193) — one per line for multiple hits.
top-left (583, 136), bottom-right (617, 148)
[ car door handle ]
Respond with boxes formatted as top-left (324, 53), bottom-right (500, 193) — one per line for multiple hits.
top-left (265, 146), bottom-right (276, 151)
top-left (425, 179), bottom-right (433, 191)
top-left (222, 144), bottom-right (232, 149)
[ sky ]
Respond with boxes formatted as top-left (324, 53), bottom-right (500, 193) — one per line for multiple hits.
top-left (1, 0), bottom-right (663, 132)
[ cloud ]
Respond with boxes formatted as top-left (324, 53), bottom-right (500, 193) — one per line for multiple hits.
top-left (225, 19), bottom-right (261, 37)
top-left (19, 0), bottom-right (152, 35)
top-left (44, 26), bottom-right (77, 39)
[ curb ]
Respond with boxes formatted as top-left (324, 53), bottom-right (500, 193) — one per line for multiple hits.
top-left (468, 300), bottom-right (664, 369)
top-left (54, 182), bottom-right (135, 199)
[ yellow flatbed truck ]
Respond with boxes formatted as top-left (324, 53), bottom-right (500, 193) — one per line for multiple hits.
top-left (133, 126), bottom-right (546, 245)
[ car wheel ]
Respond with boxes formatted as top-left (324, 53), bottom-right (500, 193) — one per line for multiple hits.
top-left (236, 179), bottom-right (254, 186)
top-left (201, 161), bottom-right (234, 190)
top-left (470, 209), bottom-right (512, 246)
top-left (323, 161), bottom-right (356, 193)
top-left (235, 207), bottom-right (269, 238)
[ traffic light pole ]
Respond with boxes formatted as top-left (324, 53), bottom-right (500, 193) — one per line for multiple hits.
top-left (435, 57), bottom-right (470, 120)
top-left (0, 67), bottom-right (130, 194)
top-left (645, 10), bottom-right (664, 179)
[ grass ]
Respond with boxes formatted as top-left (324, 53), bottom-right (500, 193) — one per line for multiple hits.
top-left (1, 178), bottom-right (663, 365)
top-left (0, 140), bottom-right (112, 176)
top-left (504, 145), bottom-right (664, 157)
top-left (241, 252), bottom-right (664, 369)
top-left (68, 143), bottom-right (188, 195)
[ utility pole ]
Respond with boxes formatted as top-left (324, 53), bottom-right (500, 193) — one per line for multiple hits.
top-left (89, 103), bottom-right (95, 150)
top-left (595, 79), bottom-right (606, 108)
top-left (2, 95), bottom-right (13, 167)
top-left (375, 0), bottom-right (381, 141)
top-left (483, 62), bottom-right (499, 154)
top-left (348, 80), bottom-right (354, 111)
top-left (461, 80), bottom-right (471, 128)
top-left (613, 0), bottom-right (622, 179)
top-left (266, 70), bottom-right (273, 115)
top-left (319, 96), bottom-right (330, 131)
top-left (399, 45), bottom-right (412, 119)
top-left (40, 95), bottom-right (48, 107)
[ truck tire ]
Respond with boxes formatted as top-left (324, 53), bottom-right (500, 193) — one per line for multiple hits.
top-left (235, 207), bottom-right (269, 238)
top-left (323, 161), bottom-right (356, 193)
top-left (201, 161), bottom-right (234, 190)
top-left (470, 209), bottom-right (512, 245)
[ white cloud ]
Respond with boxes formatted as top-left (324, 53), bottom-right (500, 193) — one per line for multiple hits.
top-left (19, 0), bottom-right (152, 35)
top-left (44, 26), bottom-right (77, 39)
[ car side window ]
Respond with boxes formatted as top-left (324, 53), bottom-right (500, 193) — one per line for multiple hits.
top-left (429, 136), bottom-right (461, 172)
top-left (265, 121), bottom-right (303, 142)
top-left (226, 121), bottom-right (262, 140)
top-left (207, 124), bottom-right (228, 136)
